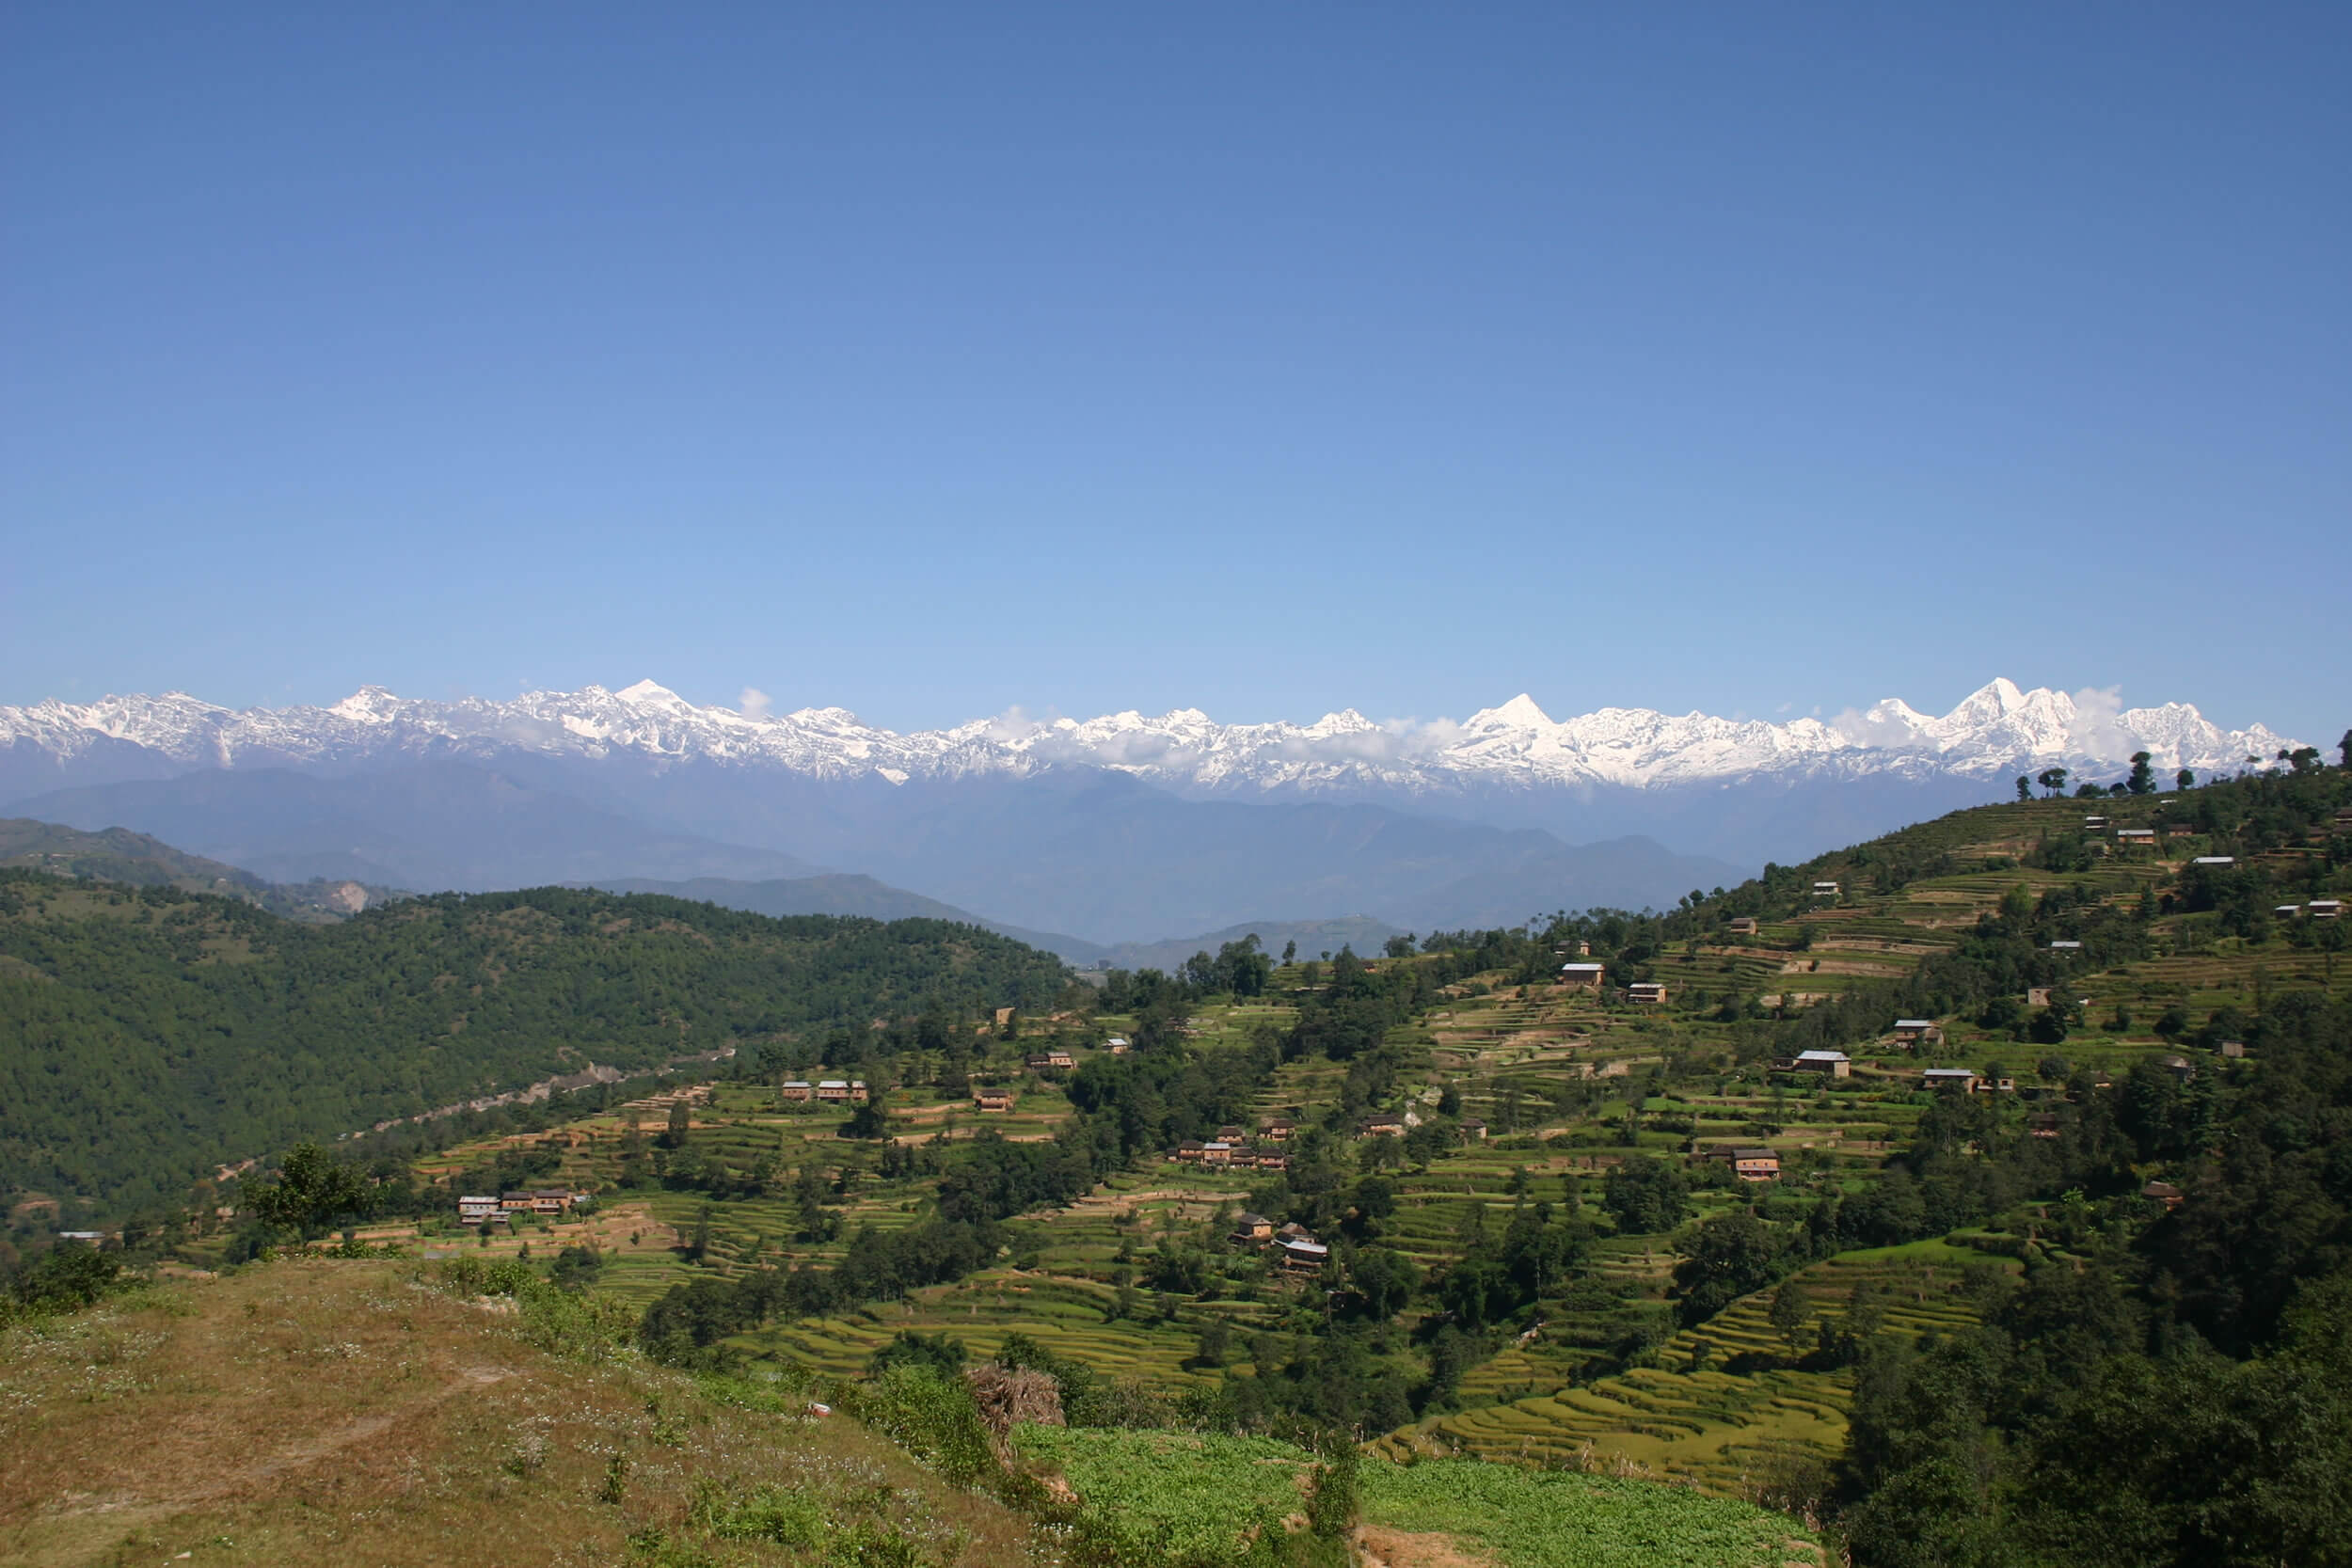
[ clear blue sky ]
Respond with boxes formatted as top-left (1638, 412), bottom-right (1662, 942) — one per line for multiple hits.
top-left (5, 4), bottom-right (2346, 741)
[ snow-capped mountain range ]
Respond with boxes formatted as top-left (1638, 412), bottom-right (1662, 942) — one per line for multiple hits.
top-left (0, 676), bottom-right (2300, 796)
top-left (0, 677), bottom-right (2305, 941)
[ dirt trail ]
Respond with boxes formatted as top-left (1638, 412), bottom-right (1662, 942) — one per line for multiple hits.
top-left (172, 1364), bottom-right (515, 1507)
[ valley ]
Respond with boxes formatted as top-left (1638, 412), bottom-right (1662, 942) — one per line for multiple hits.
top-left (6, 756), bottom-right (2348, 1565)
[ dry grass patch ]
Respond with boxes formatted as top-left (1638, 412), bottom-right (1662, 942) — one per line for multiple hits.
top-left (0, 1259), bottom-right (1045, 1567)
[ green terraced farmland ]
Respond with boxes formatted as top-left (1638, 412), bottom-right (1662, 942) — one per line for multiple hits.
top-left (1384, 1247), bottom-right (2011, 1493)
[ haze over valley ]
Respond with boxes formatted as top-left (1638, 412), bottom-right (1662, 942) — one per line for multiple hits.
top-left (0, 676), bottom-right (2298, 945)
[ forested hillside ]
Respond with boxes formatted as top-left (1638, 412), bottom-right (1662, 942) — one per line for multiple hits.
top-left (0, 816), bottom-right (397, 921)
top-left (0, 877), bottom-right (1071, 1216)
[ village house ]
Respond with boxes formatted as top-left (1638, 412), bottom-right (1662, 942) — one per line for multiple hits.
top-left (1216, 1125), bottom-right (1248, 1143)
top-left (1200, 1140), bottom-right (1235, 1166)
top-left (2276, 905), bottom-right (2304, 920)
top-left (1260, 1118), bottom-right (1297, 1141)
top-left (1173, 1139), bottom-right (1207, 1164)
top-left (1921, 1068), bottom-right (1979, 1091)
top-left (971, 1086), bottom-right (1017, 1113)
top-left (1458, 1118), bottom-right (1488, 1141)
top-left (1025, 1049), bottom-right (1076, 1071)
top-left (1279, 1238), bottom-right (1330, 1272)
top-left (815, 1080), bottom-right (869, 1104)
top-left (1891, 1019), bottom-right (1945, 1049)
top-left (2192, 856), bottom-right (2236, 867)
top-left (1974, 1077), bottom-right (2018, 1095)
top-left (1251, 1144), bottom-right (1289, 1171)
top-left (457, 1195), bottom-right (504, 1225)
top-left (2082, 815), bottom-right (2108, 830)
top-left (530, 1189), bottom-right (571, 1215)
top-left (1359, 1113), bottom-right (1407, 1138)
top-left (2310, 899), bottom-right (2344, 920)
top-left (1811, 881), bottom-right (1840, 900)
top-left (1557, 961), bottom-right (1607, 992)
top-left (2219, 1040), bottom-right (2247, 1059)
top-left (2161, 1055), bottom-right (2197, 1083)
top-left (1730, 1148), bottom-right (1780, 1182)
top-left (2026, 1113), bottom-right (2060, 1139)
top-left (2047, 940), bottom-right (2083, 951)
top-left (499, 1193), bottom-right (536, 1214)
top-left (1727, 916), bottom-right (1759, 938)
top-left (779, 1080), bottom-right (815, 1102)
top-left (2115, 827), bottom-right (2155, 844)
top-left (993, 1006), bottom-right (1016, 1027)
top-left (1104, 1036), bottom-right (1132, 1054)
top-left (1792, 1049), bottom-right (1851, 1078)
top-left (2141, 1180), bottom-right (2184, 1212)
top-left (2027, 987), bottom-right (2055, 1008)
top-left (1626, 981), bottom-right (1668, 1006)
top-left (1230, 1212), bottom-right (1275, 1243)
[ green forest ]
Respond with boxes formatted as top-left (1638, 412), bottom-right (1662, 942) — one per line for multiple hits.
top-left (0, 878), bottom-right (1073, 1215)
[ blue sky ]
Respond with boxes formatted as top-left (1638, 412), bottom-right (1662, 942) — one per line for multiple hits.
top-left (5, 4), bottom-right (2346, 741)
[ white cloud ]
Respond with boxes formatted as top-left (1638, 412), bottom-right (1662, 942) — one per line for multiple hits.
top-left (739, 687), bottom-right (773, 719)
top-left (2066, 685), bottom-right (2131, 760)
top-left (983, 706), bottom-right (1053, 744)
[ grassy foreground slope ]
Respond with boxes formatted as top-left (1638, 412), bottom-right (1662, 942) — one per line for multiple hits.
top-left (0, 1259), bottom-right (1042, 1568)
top-left (0, 1259), bottom-right (1820, 1568)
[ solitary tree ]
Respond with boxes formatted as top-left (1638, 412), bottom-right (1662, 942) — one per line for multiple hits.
top-left (247, 1143), bottom-right (373, 1233)
top-left (2016, 776), bottom-right (2032, 802)
top-left (2038, 767), bottom-right (2070, 798)
top-left (2127, 752), bottom-right (2155, 795)
top-left (2340, 729), bottom-right (2351, 769)
top-left (2176, 768), bottom-right (2196, 791)
top-left (1769, 1281), bottom-right (1812, 1355)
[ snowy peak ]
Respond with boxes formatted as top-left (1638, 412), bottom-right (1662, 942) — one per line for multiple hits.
top-left (0, 678), bottom-right (2303, 798)
top-left (1468, 694), bottom-right (1555, 730)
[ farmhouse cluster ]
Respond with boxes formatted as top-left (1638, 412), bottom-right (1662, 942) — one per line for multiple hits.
top-left (455, 1188), bottom-right (590, 1226)
top-left (1226, 1212), bottom-right (1330, 1273)
top-left (1170, 1119), bottom-right (1296, 1170)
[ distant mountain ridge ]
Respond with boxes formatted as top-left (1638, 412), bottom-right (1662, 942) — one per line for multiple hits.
top-left (0, 677), bottom-right (2299, 872)
top-left (0, 675), bottom-right (2295, 795)
top-left (0, 817), bottom-right (397, 921)
top-left (0, 676), bottom-right (2295, 938)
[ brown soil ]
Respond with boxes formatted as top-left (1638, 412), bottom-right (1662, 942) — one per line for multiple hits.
top-left (1355, 1524), bottom-right (1499, 1568)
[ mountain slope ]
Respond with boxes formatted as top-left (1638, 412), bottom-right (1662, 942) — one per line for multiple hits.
top-left (0, 817), bottom-right (397, 921)
top-left (583, 873), bottom-right (1108, 964)
top-left (0, 876), bottom-right (1070, 1214)
top-left (7, 762), bottom-right (823, 891)
top-left (811, 771), bottom-right (1750, 940)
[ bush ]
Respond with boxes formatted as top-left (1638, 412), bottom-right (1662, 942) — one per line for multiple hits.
top-left (840, 1365), bottom-right (1002, 1492)
top-left (5, 1241), bottom-right (123, 1317)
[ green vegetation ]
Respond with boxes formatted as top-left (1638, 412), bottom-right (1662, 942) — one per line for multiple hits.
top-left (0, 875), bottom-right (1073, 1217)
top-left (1361, 1459), bottom-right (1817, 1567)
top-left (0, 816), bottom-right (395, 921)
top-left (8, 753), bottom-right (2350, 1566)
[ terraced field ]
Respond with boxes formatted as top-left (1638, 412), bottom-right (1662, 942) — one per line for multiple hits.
top-left (1384, 1243), bottom-right (2007, 1492)
top-left (358, 780), bottom-right (2348, 1500)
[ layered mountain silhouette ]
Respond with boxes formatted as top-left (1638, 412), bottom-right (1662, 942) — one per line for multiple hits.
top-left (0, 675), bottom-right (2294, 941)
